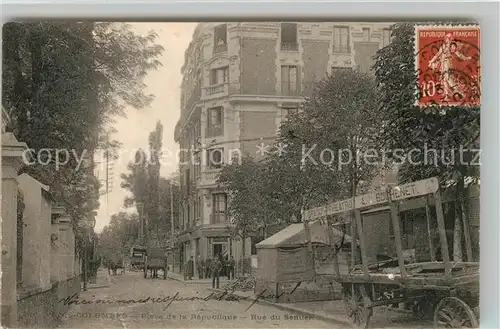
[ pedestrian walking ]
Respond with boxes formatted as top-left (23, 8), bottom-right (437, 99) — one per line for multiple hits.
top-left (187, 256), bottom-right (194, 280)
top-left (211, 256), bottom-right (222, 289)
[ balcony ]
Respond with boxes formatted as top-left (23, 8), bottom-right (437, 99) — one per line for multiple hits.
top-left (197, 170), bottom-right (220, 188)
top-left (281, 42), bottom-right (299, 51)
top-left (213, 43), bottom-right (228, 54)
top-left (203, 84), bottom-right (228, 100)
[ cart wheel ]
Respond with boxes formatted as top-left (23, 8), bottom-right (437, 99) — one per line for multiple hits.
top-left (434, 297), bottom-right (479, 328)
top-left (342, 284), bottom-right (372, 329)
top-left (412, 298), bottom-right (436, 321)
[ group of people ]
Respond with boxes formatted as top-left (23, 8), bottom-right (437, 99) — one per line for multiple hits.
top-left (183, 254), bottom-right (236, 289)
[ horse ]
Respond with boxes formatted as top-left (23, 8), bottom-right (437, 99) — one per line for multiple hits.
top-left (106, 258), bottom-right (125, 275)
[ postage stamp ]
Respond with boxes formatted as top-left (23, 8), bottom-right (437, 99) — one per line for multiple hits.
top-left (415, 25), bottom-right (480, 107)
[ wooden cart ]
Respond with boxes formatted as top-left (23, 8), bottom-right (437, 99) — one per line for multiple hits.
top-left (303, 177), bottom-right (479, 329)
top-left (130, 246), bottom-right (147, 272)
top-left (144, 248), bottom-right (167, 279)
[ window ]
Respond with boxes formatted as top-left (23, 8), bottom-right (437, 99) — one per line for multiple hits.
top-left (333, 26), bottom-right (350, 53)
top-left (362, 28), bottom-right (370, 42)
top-left (210, 66), bottom-right (229, 85)
top-left (213, 24), bottom-right (227, 53)
top-left (207, 106), bottom-right (223, 137)
top-left (212, 193), bottom-right (227, 223)
top-left (208, 148), bottom-right (224, 169)
top-left (281, 23), bottom-right (298, 51)
top-left (382, 28), bottom-right (391, 47)
top-left (281, 65), bottom-right (299, 96)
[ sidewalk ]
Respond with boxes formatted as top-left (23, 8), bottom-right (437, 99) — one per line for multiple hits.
top-left (85, 269), bottom-right (112, 290)
top-left (208, 288), bottom-right (430, 328)
top-left (166, 271), bottom-right (230, 285)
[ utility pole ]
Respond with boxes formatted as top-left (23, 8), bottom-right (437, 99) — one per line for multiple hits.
top-left (137, 202), bottom-right (144, 245)
top-left (170, 181), bottom-right (175, 233)
top-left (83, 231), bottom-right (87, 291)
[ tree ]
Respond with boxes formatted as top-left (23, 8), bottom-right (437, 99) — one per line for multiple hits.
top-left (120, 149), bottom-right (149, 244)
top-left (145, 121), bottom-right (163, 244)
top-left (373, 23), bottom-right (480, 261)
top-left (218, 156), bottom-right (281, 269)
top-left (218, 70), bottom-right (381, 274)
top-left (2, 22), bottom-right (164, 253)
top-left (278, 69), bottom-right (382, 209)
top-left (158, 177), bottom-right (181, 238)
top-left (98, 212), bottom-right (139, 261)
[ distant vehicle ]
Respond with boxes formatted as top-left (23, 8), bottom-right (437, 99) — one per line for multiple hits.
top-left (130, 246), bottom-right (147, 271)
top-left (144, 247), bottom-right (167, 279)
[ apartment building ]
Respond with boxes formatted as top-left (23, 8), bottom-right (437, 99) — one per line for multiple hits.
top-left (173, 22), bottom-right (393, 275)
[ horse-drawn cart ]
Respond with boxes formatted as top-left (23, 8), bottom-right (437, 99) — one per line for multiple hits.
top-left (144, 248), bottom-right (168, 279)
top-left (130, 246), bottom-right (147, 271)
top-left (303, 177), bottom-right (479, 329)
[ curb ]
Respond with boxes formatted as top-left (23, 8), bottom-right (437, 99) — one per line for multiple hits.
top-left (167, 275), bottom-right (229, 285)
top-left (207, 288), bottom-right (350, 327)
top-left (87, 283), bottom-right (110, 290)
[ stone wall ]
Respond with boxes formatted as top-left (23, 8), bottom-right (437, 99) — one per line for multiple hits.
top-left (17, 276), bottom-right (80, 328)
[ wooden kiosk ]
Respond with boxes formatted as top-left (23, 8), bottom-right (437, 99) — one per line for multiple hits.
top-left (303, 177), bottom-right (479, 329)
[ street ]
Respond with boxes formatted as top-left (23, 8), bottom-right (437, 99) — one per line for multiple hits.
top-left (57, 270), bottom-right (337, 329)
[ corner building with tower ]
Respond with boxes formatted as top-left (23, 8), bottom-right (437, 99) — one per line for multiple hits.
top-left (173, 22), bottom-right (393, 276)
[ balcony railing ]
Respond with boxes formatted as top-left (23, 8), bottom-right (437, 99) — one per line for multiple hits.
top-left (206, 125), bottom-right (223, 138)
top-left (210, 213), bottom-right (230, 224)
top-left (213, 43), bottom-right (228, 54)
top-left (204, 84), bottom-right (227, 98)
top-left (332, 45), bottom-right (350, 54)
top-left (280, 42), bottom-right (299, 51)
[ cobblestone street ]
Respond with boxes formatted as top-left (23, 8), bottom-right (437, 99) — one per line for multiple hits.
top-left (57, 270), bottom-right (432, 329)
top-left (57, 270), bottom-right (338, 329)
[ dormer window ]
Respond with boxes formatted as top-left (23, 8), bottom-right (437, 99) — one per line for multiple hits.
top-left (213, 24), bottom-right (228, 54)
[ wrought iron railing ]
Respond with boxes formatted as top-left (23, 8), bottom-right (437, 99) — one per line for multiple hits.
top-left (280, 42), bottom-right (299, 51)
top-left (210, 213), bottom-right (230, 224)
top-left (213, 43), bottom-right (228, 54)
top-left (205, 84), bottom-right (227, 96)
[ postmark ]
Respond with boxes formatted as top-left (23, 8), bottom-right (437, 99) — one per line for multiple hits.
top-left (415, 25), bottom-right (480, 107)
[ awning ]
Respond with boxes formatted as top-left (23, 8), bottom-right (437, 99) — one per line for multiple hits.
top-left (256, 221), bottom-right (354, 249)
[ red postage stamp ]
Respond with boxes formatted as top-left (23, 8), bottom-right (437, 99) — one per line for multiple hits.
top-left (415, 25), bottom-right (480, 107)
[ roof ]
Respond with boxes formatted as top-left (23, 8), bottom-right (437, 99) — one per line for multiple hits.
top-left (256, 221), bottom-right (353, 249)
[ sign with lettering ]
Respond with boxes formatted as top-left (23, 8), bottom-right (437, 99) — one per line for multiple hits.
top-left (303, 177), bottom-right (439, 221)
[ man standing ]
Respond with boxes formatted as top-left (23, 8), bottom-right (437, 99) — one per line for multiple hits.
top-left (211, 256), bottom-right (222, 289)
top-left (187, 256), bottom-right (194, 280)
top-left (227, 256), bottom-right (235, 280)
top-left (205, 257), bottom-right (212, 279)
top-left (198, 256), bottom-right (205, 279)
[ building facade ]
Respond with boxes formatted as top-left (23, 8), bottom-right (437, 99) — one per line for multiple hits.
top-left (173, 22), bottom-right (393, 275)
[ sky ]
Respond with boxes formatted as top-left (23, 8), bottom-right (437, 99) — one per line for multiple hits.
top-left (94, 22), bottom-right (197, 232)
